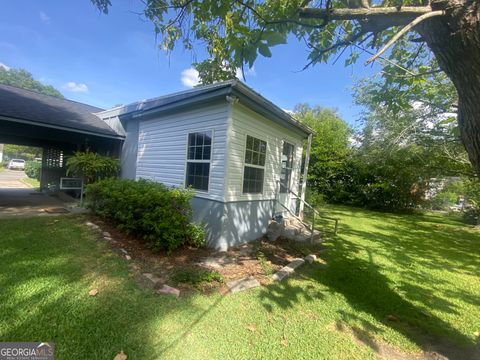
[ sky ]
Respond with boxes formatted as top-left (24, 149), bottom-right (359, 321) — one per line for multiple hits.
top-left (0, 0), bottom-right (381, 126)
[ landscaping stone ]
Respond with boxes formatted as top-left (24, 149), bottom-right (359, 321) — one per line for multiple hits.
top-left (200, 256), bottom-right (235, 269)
top-left (102, 231), bottom-right (111, 237)
top-left (125, 255), bottom-right (132, 261)
top-left (237, 245), bottom-right (253, 256)
top-left (227, 276), bottom-right (260, 293)
top-left (271, 268), bottom-right (294, 282)
top-left (305, 254), bottom-right (317, 264)
top-left (119, 248), bottom-right (128, 255)
top-left (143, 273), bottom-right (162, 285)
top-left (267, 220), bottom-right (283, 241)
top-left (128, 263), bottom-right (140, 271)
top-left (156, 284), bottom-right (180, 298)
top-left (69, 206), bottom-right (89, 214)
top-left (272, 258), bottom-right (305, 282)
top-left (103, 236), bottom-right (112, 241)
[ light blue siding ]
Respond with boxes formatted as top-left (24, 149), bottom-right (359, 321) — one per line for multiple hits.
top-left (136, 102), bottom-right (229, 201)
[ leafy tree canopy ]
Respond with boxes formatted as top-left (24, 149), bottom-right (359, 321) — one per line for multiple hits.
top-left (0, 67), bottom-right (63, 98)
top-left (90, 0), bottom-right (480, 177)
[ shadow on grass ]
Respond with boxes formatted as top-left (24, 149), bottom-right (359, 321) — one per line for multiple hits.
top-left (0, 216), bottom-right (226, 359)
top-left (258, 207), bottom-right (480, 359)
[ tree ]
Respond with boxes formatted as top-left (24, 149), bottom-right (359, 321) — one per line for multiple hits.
top-left (0, 67), bottom-right (63, 98)
top-left (354, 69), bottom-right (474, 178)
top-left (295, 104), bottom-right (352, 196)
top-left (91, 0), bottom-right (480, 176)
top-left (3, 145), bottom-right (42, 161)
top-left (0, 67), bottom-right (63, 160)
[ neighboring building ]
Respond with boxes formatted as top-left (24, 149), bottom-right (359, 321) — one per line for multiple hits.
top-left (97, 80), bottom-right (312, 250)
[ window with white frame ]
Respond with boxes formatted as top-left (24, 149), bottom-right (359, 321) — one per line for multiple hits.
top-left (185, 131), bottom-right (212, 191)
top-left (243, 135), bottom-right (267, 194)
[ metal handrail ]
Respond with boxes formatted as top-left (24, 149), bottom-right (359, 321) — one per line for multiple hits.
top-left (278, 182), bottom-right (339, 236)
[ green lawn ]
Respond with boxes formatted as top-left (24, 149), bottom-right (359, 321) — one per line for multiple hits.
top-left (20, 177), bottom-right (40, 188)
top-left (0, 207), bottom-right (479, 359)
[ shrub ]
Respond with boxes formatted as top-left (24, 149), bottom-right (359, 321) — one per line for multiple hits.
top-left (86, 178), bottom-right (205, 251)
top-left (66, 151), bottom-right (120, 184)
top-left (24, 161), bottom-right (41, 180)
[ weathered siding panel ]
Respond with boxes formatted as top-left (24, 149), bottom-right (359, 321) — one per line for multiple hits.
top-left (136, 102), bottom-right (229, 201)
top-left (226, 103), bottom-right (305, 204)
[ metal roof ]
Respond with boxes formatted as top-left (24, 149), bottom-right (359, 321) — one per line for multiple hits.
top-left (99, 80), bottom-right (312, 138)
top-left (0, 84), bottom-right (122, 139)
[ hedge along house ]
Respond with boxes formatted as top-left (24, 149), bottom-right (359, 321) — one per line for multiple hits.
top-left (97, 80), bottom-right (313, 250)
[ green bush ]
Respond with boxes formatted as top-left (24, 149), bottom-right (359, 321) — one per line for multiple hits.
top-left (66, 151), bottom-right (120, 184)
top-left (86, 178), bottom-right (205, 251)
top-left (24, 161), bottom-right (41, 180)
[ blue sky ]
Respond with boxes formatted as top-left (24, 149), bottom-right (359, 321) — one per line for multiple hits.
top-left (0, 0), bottom-right (380, 126)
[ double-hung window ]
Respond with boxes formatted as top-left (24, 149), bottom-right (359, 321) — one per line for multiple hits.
top-left (243, 135), bottom-right (267, 194)
top-left (185, 131), bottom-right (212, 191)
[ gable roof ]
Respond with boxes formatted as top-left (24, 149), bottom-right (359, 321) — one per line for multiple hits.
top-left (99, 80), bottom-right (312, 138)
top-left (0, 84), bottom-right (122, 139)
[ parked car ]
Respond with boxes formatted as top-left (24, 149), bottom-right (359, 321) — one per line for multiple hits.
top-left (7, 159), bottom-right (25, 170)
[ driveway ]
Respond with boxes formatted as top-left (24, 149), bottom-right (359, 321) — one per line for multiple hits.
top-left (0, 169), bottom-right (74, 217)
top-left (0, 169), bottom-right (30, 188)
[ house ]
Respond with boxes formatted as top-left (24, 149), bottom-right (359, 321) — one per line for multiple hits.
top-left (97, 80), bottom-right (313, 250)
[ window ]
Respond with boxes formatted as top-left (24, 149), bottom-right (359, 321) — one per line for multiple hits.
top-left (280, 142), bottom-right (294, 193)
top-left (243, 135), bottom-right (267, 194)
top-left (185, 131), bottom-right (212, 191)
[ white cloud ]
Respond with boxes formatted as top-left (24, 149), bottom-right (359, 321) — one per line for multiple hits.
top-left (0, 62), bottom-right (10, 71)
top-left (39, 11), bottom-right (51, 24)
top-left (235, 66), bottom-right (256, 80)
top-left (181, 64), bottom-right (257, 87)
top-left (181, 68), bottom-right (200, 88)
top-left (64, 82), bottom-right (89, 93)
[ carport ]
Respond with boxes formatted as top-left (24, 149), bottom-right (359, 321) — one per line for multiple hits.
top-left (0, 84), bottom-right (124, 192)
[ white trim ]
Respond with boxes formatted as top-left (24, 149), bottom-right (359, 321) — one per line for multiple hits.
top-left (183, 129), bottom-right (214, 194)
top-left (223, 102), bottom-right (233, 201)
top-left (242, 133), bottom-right (267, 195)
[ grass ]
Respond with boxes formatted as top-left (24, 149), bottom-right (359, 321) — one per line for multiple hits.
top-left (20, 177), bottom-right (40, 188)
top-left (0, 208), bottom-right (479, 359)
top-left (171, 267), bottom-right (223, 286)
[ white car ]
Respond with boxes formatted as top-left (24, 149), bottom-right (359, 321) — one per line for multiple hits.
top-left (7, 159), bottom-right (25, 170)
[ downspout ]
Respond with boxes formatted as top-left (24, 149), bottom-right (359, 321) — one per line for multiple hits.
top-left (299, 133), bottom-right (312, 220)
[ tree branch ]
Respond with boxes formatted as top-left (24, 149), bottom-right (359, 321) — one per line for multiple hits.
top-left (299, 6), bottom-right (433, 21)
top-left (365, 10), bottom-right (445, 65)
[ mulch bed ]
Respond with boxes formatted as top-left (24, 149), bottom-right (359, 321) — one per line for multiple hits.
top-left (88, 216), bottom-right (324, 295)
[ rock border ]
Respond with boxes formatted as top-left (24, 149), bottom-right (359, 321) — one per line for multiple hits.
top-left (271, 254), bottom-right (318, 282)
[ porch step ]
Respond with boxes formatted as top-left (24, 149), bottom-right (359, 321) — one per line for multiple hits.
top-left (267, 217), bottom-right (322, 243)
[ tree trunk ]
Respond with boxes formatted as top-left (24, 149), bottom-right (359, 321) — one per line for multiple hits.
top-left (417, 0), bottom-right (480, 175)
